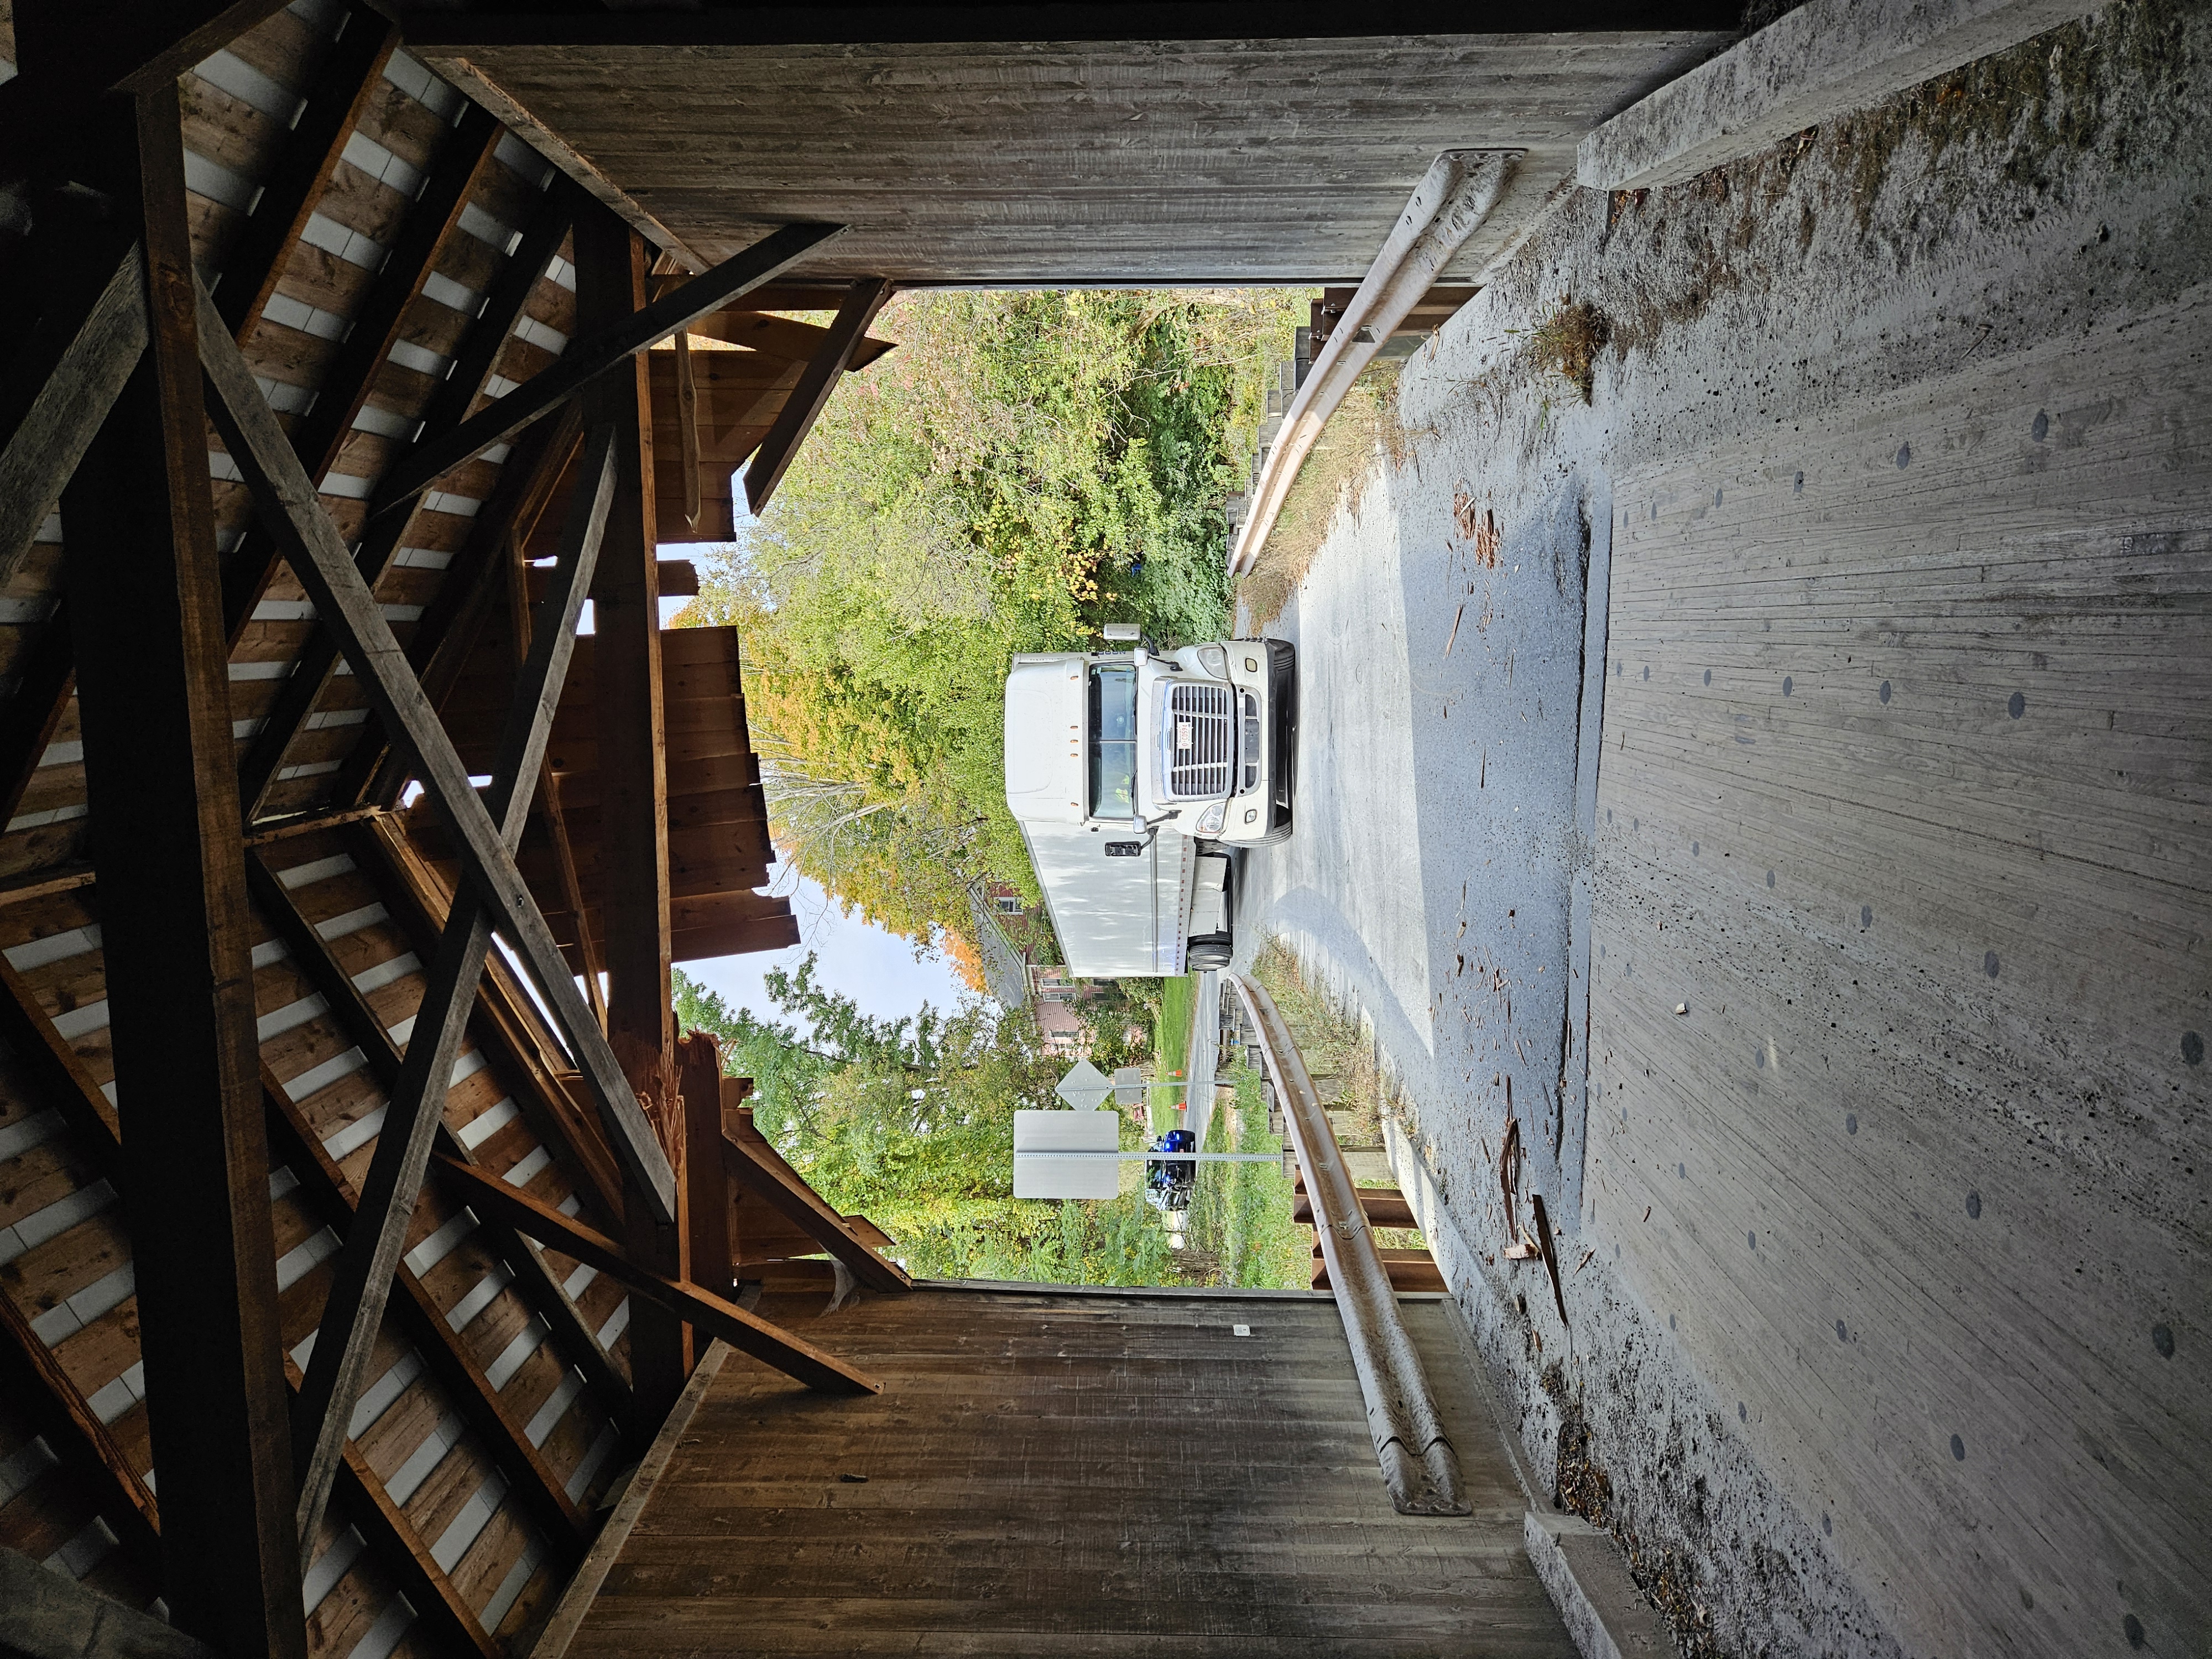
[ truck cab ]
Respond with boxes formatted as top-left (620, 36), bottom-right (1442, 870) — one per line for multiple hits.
top-left (1004, 636), bottom-right (1295, 977)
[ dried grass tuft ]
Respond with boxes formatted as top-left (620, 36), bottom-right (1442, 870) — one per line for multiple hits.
top-left (1235, 366), bottom-right (1405, 627)
top-left (1528, 299), bottom-right (1613, 403)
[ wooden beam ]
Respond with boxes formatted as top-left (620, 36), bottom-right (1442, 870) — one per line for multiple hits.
top-left (0, 954), bottom-right (124, 1165)
top-left (0, 239), bottom-right (147, 591)
top-left (213, 6), bottom-right (400, 341)
top-left (282, 820), bottom-right (635, 1421)
top-left (399, 3), bottom-right (1745, 48)
top-left (58, 86), bottom-right (306, 1658)
top-left (0, 609), bottom-right (78, 833)
top-left (13, 0), bottom-right (296, 93)
top-left (680, 1034), bottom-right (732, 1298)
top-left (436, 1157), bottom-right (884, 1397)
top-left (0, 857), bottom-right (95, 908)
top-left (368, 222), bottom-right (844, 519)
top-left (348, 813), bottom-right (628, 1226)
top-left (425, 180), bottom-right (582, 441)
top-left (192, 270), bottom-right (680, 1224)
top-left (233, 104), bottom-right (505, 815)
top-left (259, 1071), bottom-right (594, 1564)
top-left (290, 429), bottom-right (617, 1560)
top-left (742, 276), bottom-right (890, 512)
top-left (0, 1288), bottom-right (161, 1564)
top-left (276, 1344), bottom-right (501, 1659)
top-left (575, 209), bottom-right (688, 1425)
top-left (346, 404), bottom-right (585, 813)
top-left (0, 964), bottom-right (163, 1570)
top-left (723, 1114), bottom-right (912, 1294)
top-left (501, 471), bottom-right (611, 1034)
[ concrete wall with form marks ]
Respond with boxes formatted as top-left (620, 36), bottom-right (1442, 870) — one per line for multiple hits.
top-left (1235, 2), bottom-right (2212, 1655)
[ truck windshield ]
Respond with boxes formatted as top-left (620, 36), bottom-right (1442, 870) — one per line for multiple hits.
top-left (1089, 664), bottom-right (1138, 818)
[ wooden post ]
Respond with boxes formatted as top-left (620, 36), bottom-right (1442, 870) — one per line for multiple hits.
top-left (680, 1032), bottom-right (732, 1297)
top-left (58, 86), bottom-right (306, 1657)
top-left (575, 206), bottom-right (690, 1427)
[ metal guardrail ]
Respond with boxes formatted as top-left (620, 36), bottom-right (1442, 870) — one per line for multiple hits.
top-left (1227, 972), bottom-right (1470, 1517)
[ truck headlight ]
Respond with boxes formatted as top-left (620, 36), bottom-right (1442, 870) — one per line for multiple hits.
top-left (1196, 644), bottom-right (1228, 678)
top-left (1196, 801), bottom-right (1226, 837)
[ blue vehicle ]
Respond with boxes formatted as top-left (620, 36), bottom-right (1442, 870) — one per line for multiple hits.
top-left (1145, 1128), bottom-right (1197, 1215)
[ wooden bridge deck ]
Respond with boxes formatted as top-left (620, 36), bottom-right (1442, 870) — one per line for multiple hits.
top-left (548, 1286), bottom-right (1573, 1658)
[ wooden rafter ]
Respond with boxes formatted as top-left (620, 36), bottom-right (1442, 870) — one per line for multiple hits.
top-left (191, 272), bottom-right (682, 1224)
top-left (348, 403), bottom-right (586, 813)
top-left (0, 954), bottom-right (124, 1160)
top-left (279, 1353), bottom-right (502, 1659)
top-left (60, 86), bottom-right (305, 1657)
top-left (369, 222), bottom-right (845, 519)
top-left (742, 276), bottom-right (893, 512)
top-left (291, 427), bottom-right (619, 1559)
top-left (235, 117), bottom-right (564, 817)
top-left (0, 609), bottom-right (79, 832)
top-left (436, 1157), bottom-right (884, 1397)
top-left (231, 103), bottom-right (506, 814)
top-left (259, 1070), bottom-right (594, 1564)
top-left (211, 4), bottom-right (400, 342)
top-left (0, 1288), bottom-right (161, 1563)
top-left (245, 834), bottom-right (633, 1425)
top-left (349, 813), bottom-right (628, 1227)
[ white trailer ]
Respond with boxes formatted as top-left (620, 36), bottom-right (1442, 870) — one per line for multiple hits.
top-left (1003, 634), bottom-right (1293, 975)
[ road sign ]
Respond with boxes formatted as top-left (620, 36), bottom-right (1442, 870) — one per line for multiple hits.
top-left (1054, 1059), bottom-right (1114, 1110)
top-left (1112, 1066), bottom-right (1145, 1104)
top-left (1013, 1108), bottom-right (1120, 1199)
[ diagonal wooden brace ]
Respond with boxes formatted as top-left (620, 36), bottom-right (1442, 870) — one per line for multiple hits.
top-left (0, 241), bottom-right (149, 589)
top-left (371, 221), bottom-right (845, 519)
top-left (289, 426), bottom-right (620, 1562)
top-left (189, 269), bottom-right (679, 1224)
top-left (723, 1116), bottom-right (912, 1294)
top-left (436, 1156), bottom-right (882, 1397)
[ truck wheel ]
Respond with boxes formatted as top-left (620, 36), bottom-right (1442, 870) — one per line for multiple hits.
top-left (1187, 936), bottom-right (1233, 969)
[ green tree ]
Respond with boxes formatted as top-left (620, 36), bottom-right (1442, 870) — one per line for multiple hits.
top-left (674, 961), bottom-right (1241, 1287)
top-left (682, 286), bottom-right (1306, 957)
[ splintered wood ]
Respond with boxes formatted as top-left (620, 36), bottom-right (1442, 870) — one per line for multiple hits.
top-left (1453, 482), bottom-right (1501, 566)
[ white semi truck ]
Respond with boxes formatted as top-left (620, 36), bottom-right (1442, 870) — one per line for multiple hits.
top-left (1003, 630), bottom-right (1294, 975)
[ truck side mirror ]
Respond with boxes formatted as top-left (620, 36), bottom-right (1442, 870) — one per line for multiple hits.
top-left (1102, 623), bottom-right (1141, 643)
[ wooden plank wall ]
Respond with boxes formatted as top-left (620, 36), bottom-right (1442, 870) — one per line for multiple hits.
top-left (0, 831), bottom-right (639, 1653)
top-left (1584, 295), bottom-right (2211, 1653)
top-left (559, 1288), bottom-right (1572, 1658)
top-left (0, 6), bottom-right (665, 1649)
top-left (1, 0), bottom-right (578, 873)
top-left (415, 32), bottom-right (1735, 285)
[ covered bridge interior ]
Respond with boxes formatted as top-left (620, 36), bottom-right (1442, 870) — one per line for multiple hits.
top-left (0, 4), bottom-right (2204, 1659)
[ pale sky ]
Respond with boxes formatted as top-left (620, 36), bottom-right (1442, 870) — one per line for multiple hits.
top-left (681, 870), bottom-right (977, 1034)
top-left (662, 511), bottom-right (975, 1031)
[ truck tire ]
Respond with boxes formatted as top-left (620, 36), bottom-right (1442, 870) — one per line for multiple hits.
top-left (1187, 935), bottom-right (1233, 970)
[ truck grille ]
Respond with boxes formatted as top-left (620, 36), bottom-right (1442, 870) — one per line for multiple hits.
top-left (1165, 682), bottom-right (1234, 797)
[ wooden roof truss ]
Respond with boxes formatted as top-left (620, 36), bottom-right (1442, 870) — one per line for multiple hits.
top-left (0, 7), bottom-right (911, 1655)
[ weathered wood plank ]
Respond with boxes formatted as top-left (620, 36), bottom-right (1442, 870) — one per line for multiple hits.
top-left (192, 269), bottom-right (681, 1225)
top-left (369, 222), bottom-right (843, 517)
top-left (435, 1157), bottom-right (881, 1398)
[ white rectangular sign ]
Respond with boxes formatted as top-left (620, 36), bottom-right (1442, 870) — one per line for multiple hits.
top-left (1013, 1108), bottom-right (1121, 1199)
